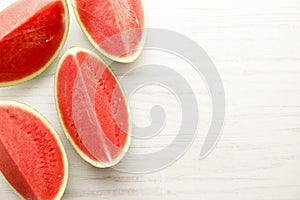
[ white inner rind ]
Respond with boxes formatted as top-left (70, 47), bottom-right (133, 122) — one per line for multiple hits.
top-left (71, 0), bottom-right (147, 63)
top-left (0, 0), bottom-right (70, 88)
top-left (55, 47), bottom-right (132, 168)
top-left (0, 100), bottom-right (69, 200)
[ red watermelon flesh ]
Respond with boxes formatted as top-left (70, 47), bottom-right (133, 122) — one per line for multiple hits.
top-left (0, 101), bottom-right (68, 200)
top-left (0, 0), bottom-right (68, 86)
top-left (56, 47), bottom-right (130, 167)
top-left (73, 0), bottom-right (146, 63)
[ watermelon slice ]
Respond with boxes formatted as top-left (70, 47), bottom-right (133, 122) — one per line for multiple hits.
top-left (55, 47), bottom-right (131, 168)
top-left (0, 101), bottom-right (68, 200)
top-left (71, 0), bottom-right (146, 63)
top-left (0, 0), bottom-right (69, 87)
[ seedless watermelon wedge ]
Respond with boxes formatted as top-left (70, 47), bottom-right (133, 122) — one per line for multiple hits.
top-left (71, 0), bottom-right (146, 63)
top-left (0, 101), bottom-right (68, 200)
top-left (0, 0), bottom-right (69, 87)
top-left (55, 47), bottom-right (131, 168)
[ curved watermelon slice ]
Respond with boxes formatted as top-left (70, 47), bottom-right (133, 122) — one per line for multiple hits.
top-left (71, 0), bottom-right (146, 63)
top-left (55, 47), bottom-right (131, 168)
top-left (0, 101), bottom-right (68, 200)
top-left (0, 0), bottom-right (69, 87)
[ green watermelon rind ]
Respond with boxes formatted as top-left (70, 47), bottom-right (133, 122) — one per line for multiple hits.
top-left (71, 0), bottom-right (147, 63)
top-left (0, 0), bottom-right (70, 88)
top-left (54, 47), bottom-right (132, 168)
top-left (0, 100), bottom-right (69, 200)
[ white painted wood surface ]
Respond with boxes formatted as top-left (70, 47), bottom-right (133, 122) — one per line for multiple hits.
top-left (1, 0), bottom-right (300, 199)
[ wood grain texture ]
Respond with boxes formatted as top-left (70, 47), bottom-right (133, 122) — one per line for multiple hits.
top-left (1, 0), bottom-right (300, 199)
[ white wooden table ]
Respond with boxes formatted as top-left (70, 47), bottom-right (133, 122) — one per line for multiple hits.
top-left (1, 0), bottom-right (300, 199)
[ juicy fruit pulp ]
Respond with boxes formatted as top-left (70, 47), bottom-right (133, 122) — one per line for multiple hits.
top-left (72, 0), bottom-right (146, 63)
top-left (55, 47), bottom-right (131, 167)
top-left (0, 101), bottom-right (68, 200)
top-left (0, 0), bottom-right (69, 87)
